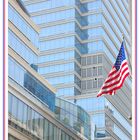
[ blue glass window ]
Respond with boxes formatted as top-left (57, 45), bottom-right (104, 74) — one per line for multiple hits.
top-left (31, 9), bottom-right (75, 24)
top-left (74, 75), bottom-right (81, 88)
top-left (47, 75), bottom-right (74, 86)
top-left (105, 99), bottom-right (132, 134)
top-left (87, 27), bottom-right (104, 39)
top-left (8, 4), bottom-right (39, 47)
top-left (9, 93), bottom-right (75, 140)
top-left (92, 114), bottom-right (105, 128)
top-left (39, 36), bottom-right (75, 51)
top-left (75, 10), bottom-right (87, 26)
top-left (8, 56), bottom-right (55, 111)
top-left (39, 51), bottom-right (74, 63)
top-left (74, 63), bottom-right (81, 76)
top-left (77, 97), bottom-right (105, 112)
top-left (76, 0), bottom-right (87, 13)
top-left (55, 97), bottom-right (91, 139)
top-left (111, 0), bottom-right (129, 26)
top-left (114, 124), bottom-right (130, 140)
top-left (8, 29), bottom-right (38, 64)
top-left (57, 87), bottom-right (75, 97)
top-left (26, 0), bottom-right (76, 13)
top-left (116, 0), bottom-right (129, 17)
top-left (102, 2), bottom-right (129, 38)
top-left (38, 63), bottom-right (74, 74)
top-left (40, 22), bottom-right (75, 37)
top-left (87, 14), bottom-right (102, 25)
top-left (87, 1), bottom-right (102, 11)
top-left (102, 3), bottom-right (130, 49)
top-left (75, 51), bottom-right (81, 64)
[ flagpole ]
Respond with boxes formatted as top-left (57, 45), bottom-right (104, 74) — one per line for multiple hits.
top-left (122, 34), bottom-right (132, 78)
top-left (122, 35), bottom-right (132, 121)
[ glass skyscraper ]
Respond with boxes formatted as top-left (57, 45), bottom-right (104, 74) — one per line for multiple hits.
top-left (22, 0), bottom-right (132, 139)
top-left (8, 0), bottom-right (91, 140)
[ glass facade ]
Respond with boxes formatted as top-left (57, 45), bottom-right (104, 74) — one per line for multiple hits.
top-left (9, 93), bottom-right (76, 140)
top-left (39, 36), bottom-right (75, 51)
top-left (25, 0), bottom-right (76, 13)
top-left (8, 4), bottom-right (39, 48)
top-left (39, 51), bottom-right (74, 63)
top-left (8, 1), bottom-right (94, 140)
top-left (77, 97), bottom-right (105, 112)
top-left (32, 9), bottom-right (75, 24)
top-left (105, 99), bottom-right (132, 134)
top-left (8, 1), bottom-right (92, 139)
top-left (40, 22), bottom-right (75, 37)
top-left (39, 63), bottom-right (75, 74)
top-left (8, 29), bottom-right (38, 65)
top-left (56, 87), bottom-right (81, 97)
top-left (8, 56), bottom-right (55, 111)
top-left (22, 0), bottom-right (132, 139)
top-left (55, 97), bottom-right (91, 139)
top-left (77, 97), bottom-right (132, 140)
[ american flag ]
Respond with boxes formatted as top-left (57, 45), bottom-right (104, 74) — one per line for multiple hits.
top-left (97, 41), bottom-right (130, 97)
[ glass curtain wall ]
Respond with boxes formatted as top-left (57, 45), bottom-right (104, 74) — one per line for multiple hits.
top-left (9, 93), bottom-right (75, 140)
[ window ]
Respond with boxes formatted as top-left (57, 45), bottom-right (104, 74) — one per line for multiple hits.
top-left (23, 103), bottom-right (28, 129)
top-left (98, 78), bottom-right (104, 88)
top-left (17, 100), bottom-right (24, 125)
top-left (8, 93), bottom-right (12, 114)
top-left (44, 119), bottom-right (49, 140)
top-left (61, 131), bottom-right (66, 140)
top-left (82, 69), bottom-right (86, 78)
top-left (74, 63), bottom-right (81, 76)
top-left (98, 55), bottom-right (102, 63)
top-left (32, 9), bottom-right (75, 24)
top-left (87, 68), bottom-right (92, 77)
top-left (82, 81), bottom-right (86, 90)
top-left (76, 97), bottom-right (105, 112)
top-left (8, 56), bottom-right (55, 112)
top-left (49, 122), bottom-right (54, 140)
top-left (93, 79), bottom-right (97, 88)
top-left (40, 22), bottom-right (75, 37)
top-left (81, 58), bottom-right (86, 66)
top-left (27, 107), bottom-right (32, 132)
top-left (8, 4), bottom-right (38, 47)
top-left (8, 29), bottom-right (37, 64)
top-left (66, 134), bottom-right (70, 140)
top-left (92, 114), bottom-right (105, 128)
top-left (39, 115), bottom-right (44, 138)
top-left (8, 93), bottom-right (77, 140)
top-left (54, 126), bottom-right (58, 140)
top-left (75, 51), bottom-right (81, 64)
top-left (39, 36), bottom-right (75, 51)
top-left (87, 80), bottom-right (92, 89)
top-left (92, 56), bottom-right (97, 64)
top-left (93, 67), bottom-right (97, 76)
top-left (75, 75), bottom-right (81, 88)
top-left (114, 124), bottom-right (130, 140)
top-left (87, 56), bottom-right (92, 65)
top-left (98, 66), bottom-right (102, 75)
top-left (12, 95), bottom-right (18, 119)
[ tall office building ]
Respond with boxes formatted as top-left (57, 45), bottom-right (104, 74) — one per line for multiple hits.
top-left (22, 0), bottom-right (132, 139)
top-left (8, 0), bottom-right (91, 140)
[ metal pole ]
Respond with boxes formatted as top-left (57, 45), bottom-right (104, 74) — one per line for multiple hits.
top-left (122, 34), bottom-right (132, 78)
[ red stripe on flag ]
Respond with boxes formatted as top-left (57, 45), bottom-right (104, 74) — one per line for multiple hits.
top-left (100, 71), bottom-right (129, 92)
top-left (105, 62), bottom-right (128, 82)
top-left (105, 64), bottom-right (128, 84)
top-left (97, 73), bottom-right (129, 97)
top-left (102, 68), bottom-right (129, 89)
top-left (108, 61), bottom-right (127, 77)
